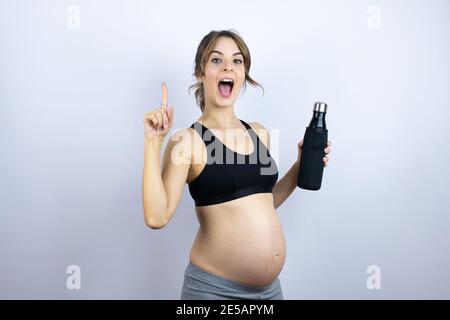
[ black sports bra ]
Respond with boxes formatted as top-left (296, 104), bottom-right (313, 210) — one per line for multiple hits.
top-left (188, 119), bottom-right (279, 207)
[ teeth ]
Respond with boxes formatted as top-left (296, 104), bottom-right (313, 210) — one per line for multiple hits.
top-left (220, 78), bottom-right (234, 83)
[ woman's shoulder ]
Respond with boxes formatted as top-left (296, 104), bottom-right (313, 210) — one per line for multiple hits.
top-left (246, 121), bottom-right (267, 130)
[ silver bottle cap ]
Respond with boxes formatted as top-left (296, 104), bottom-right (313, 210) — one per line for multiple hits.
top-left (314, 102), bottom-right (327, 113)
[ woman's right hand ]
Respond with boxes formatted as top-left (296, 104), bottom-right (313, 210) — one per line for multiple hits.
top-left (143, 82), bottom-right (174, 140)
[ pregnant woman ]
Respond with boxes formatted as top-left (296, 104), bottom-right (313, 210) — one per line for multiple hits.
top-left (142, 30), bottom-right (331, 300)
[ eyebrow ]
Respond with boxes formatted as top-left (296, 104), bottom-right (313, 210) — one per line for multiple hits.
top-left (210, 50), bottom-right (243, 57)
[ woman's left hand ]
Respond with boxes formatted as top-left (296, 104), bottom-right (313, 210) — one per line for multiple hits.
top-left (297, 140), bottom-right (332, 167)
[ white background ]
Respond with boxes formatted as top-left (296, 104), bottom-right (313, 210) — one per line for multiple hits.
top-left (1, 0), bottom-right (449, 299)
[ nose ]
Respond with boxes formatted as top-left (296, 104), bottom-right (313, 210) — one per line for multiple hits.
top-left (223, 61), bottom-right (234, 72)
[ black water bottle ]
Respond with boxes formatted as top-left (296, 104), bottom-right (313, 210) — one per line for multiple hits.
top-left (297, 102), bottom-right (328, 190)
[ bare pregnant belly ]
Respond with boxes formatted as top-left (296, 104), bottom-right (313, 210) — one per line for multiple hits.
top-left (189, 193), bottom-right (286, 288)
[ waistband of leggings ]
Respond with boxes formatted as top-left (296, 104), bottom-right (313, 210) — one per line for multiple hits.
top-left (186, 261), bottom-right (279, 292)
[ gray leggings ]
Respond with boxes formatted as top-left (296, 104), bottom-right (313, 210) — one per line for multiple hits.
top-left (180, 262), bottom-right (284, 300)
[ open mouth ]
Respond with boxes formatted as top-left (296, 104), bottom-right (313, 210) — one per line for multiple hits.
top-left (218, 78), bottom-right (234, 98)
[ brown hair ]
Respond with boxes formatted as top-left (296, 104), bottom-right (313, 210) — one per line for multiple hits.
top-left (188, 29), bottom-right (264, 113)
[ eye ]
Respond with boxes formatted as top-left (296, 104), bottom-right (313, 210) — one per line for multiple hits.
top-left (211, 58), bottom-right (243, 64)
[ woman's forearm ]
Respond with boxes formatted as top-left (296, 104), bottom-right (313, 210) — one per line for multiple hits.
top-left (273, 161), bottom-right (299, 209)
top-left (142, 136), bottom-right (168, 228)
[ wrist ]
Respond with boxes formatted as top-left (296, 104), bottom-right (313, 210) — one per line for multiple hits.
top-left (145, 136), bottom-right (163, 147)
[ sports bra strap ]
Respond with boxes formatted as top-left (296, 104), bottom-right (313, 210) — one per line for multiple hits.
top-left (190, 119), bottom-right (258, 148)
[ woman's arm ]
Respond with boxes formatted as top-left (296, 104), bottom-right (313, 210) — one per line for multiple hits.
top-left (142, 137), bottom-right (168, 228)
top-left (272, 160), bottom-right (299, 209)
top-left (142, 129), bottom-right (192, 229)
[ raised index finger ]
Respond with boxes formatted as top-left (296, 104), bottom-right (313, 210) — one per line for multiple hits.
top-left (161, 82), bottom-right (168, 108)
